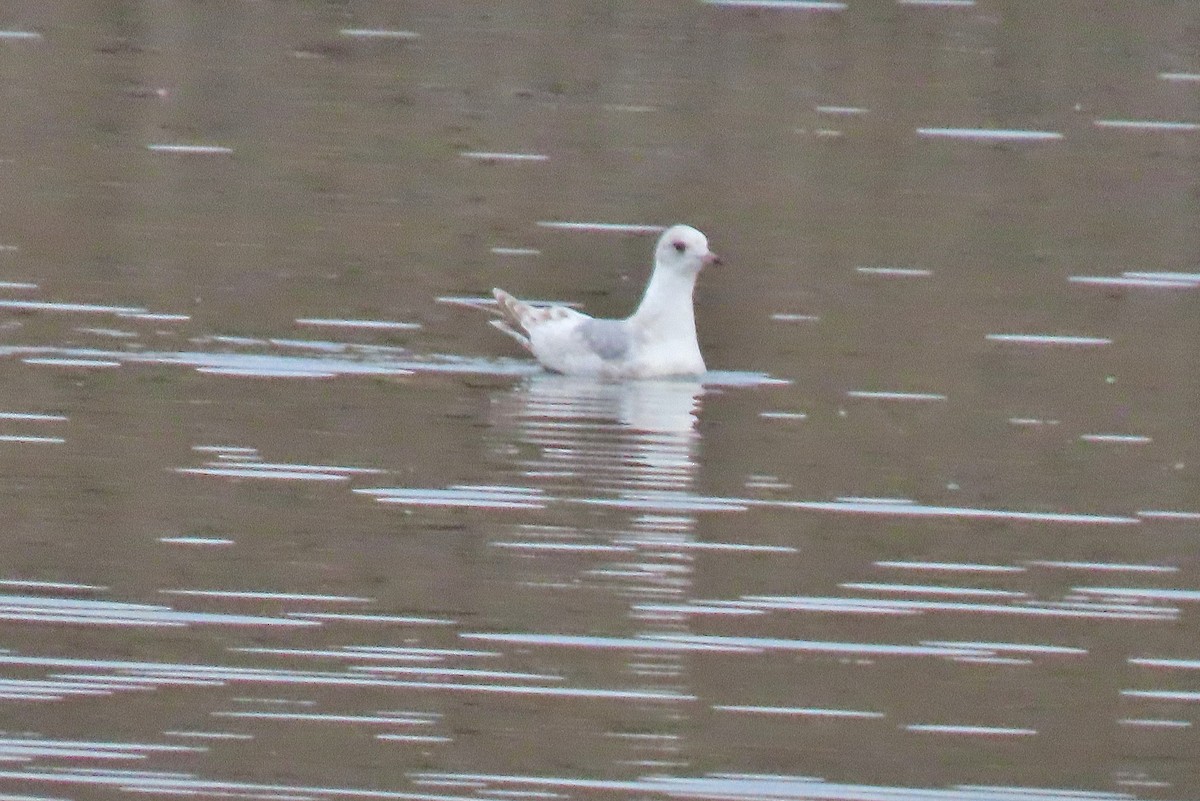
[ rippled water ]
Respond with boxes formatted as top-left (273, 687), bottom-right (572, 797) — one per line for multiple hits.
top-left (1, 2), bottom-right (1199, 800)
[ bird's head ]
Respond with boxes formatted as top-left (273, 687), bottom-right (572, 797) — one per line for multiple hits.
top-left (655, 224), bottom-right (721, 275)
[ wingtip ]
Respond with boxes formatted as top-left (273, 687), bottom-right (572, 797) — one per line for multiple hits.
top-left (489, 318), bottom-right (533, 352)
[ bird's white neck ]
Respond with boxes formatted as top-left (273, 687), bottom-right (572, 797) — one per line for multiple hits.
top-left (629, 264), bottom-right (699, 339)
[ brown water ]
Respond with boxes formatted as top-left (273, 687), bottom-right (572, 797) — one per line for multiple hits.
top-left (1, 2), bottom-right (1199, 800)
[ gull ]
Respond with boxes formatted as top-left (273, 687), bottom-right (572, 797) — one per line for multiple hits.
top-left (491, 225), bottom-right (721, 378)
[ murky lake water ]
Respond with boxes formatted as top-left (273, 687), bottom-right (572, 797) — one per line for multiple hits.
top-left (2, 2), bottom-right (1199, 799)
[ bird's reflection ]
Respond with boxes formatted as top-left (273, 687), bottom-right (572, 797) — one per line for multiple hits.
top-left (486, 375), bottom-right (707, 767)
top-left (490, 374), bottom-right (704, 487)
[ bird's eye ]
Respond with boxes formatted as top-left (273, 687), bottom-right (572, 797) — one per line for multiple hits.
top-left (672, 241), bottom-right (686, 253)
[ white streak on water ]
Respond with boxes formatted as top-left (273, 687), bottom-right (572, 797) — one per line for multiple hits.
top-left (702, 0), bottom-right (847, 8)
top-left (875, 561), bottom-right (1024, 573)
top-left (1159, 72), bottom-right (1200, 81)
top-left (917, 128), bottom-right (1063, 141)
top-left (1069, 275), bottom-right (1197, 288)
top-left (0, 299), bottom-right (146, 314)
top-left (634, 604), bottom-right (765, 617)
top-left (618, 539), bottom-right (795, 554)
top-left (1138, 509), bottom-right (1200, 520)
top-left (353, 666), bottom-right (562, 682)
top-left (491, 247), bottom-right (541, 256)
top-left (378, 495), bottom-right (542, 510)
top-left (574, 493), bottom-right (749, 513)
top-left (208, 335), bottom-right (264, 346)
top-left (460, 152), bottom-right (548, 162)
top-left (384, 682), bottom-right (692, 702)
top-left (339, 28), bottom-right (420, 39)
top-left (0, 31), bottom-right (43, 40)
top-left (1122, 270), bottom-right (1200, 283)
top-left (923, 641), bottom-right (1087, 656)
top-left (1093, 119), bottom-right (1200, 131)
top-left (1079, 433), bottom-right (1152, 444)
top-left (180, 454), bottom-right (381, 480)
top-left (0, 580), bottom-right (106, 591)
top-left (855, 266), bottom-right (932, 277)
top-left (0, 680), bottom-right (118, 699)
top-left (232, 697), bottom-right (314, 706)
top-left (1009, 418), bottom-right (1060, 426)
top-left (602, 103), bottom-right (657, 113)
top-left (0, 738), bottom-right (203, 758)
top-left (986, 333), bottom-right (1111, 346)
top-left (816, 105), bottom-right (868, 115)
top-left (770, 313), bottom-right (820, 322)
top-left (776, 498), bottom-right (1137, 524)
top-left (146, 144), bottom-right (233, 154)
top-left (1028, 561), bottom-right (1176, 573)
top-left (0, 595), bottom-right (318, 629)
top-left (228, 647), bottom-right (442, 663)
top-left (195, 367), bottom-right (338, 378)
top-left (846, 390), bottom-right (947, 401)
top-left (295, 318), bottom-right (421, 331)
top-left (1129, 657), bottom-right (1200, 669)
top-left (161, 590), bottom-right (371, 603)
top-left (163, 731), bottom-right (254, 740)
top-left (637, 634), bottom-right (979, 658)
top-left (759, 411), bottom-right (807, 420)
top-left (729, 595), bottom-right (1166, 621)
top-left (837, 496), bottom-right (916, 504)
top-left (0, 281), bottom-right (37, 290)
top-left (491, 542), bottom-right (634, 553)
top-left (117, 312), bottom-right (190, 321)
top-left (357, 485), bottom-right (547, 510)
top-left (1123, 273), bottom-right (1200, 286)
top-left (906, 724), bottom-right (1037, 736)
top-left (1119, 718), bottom-right (1191, 728)
top-left (75, 326), bottom-right (137, 339)
top-left (461, 632), bottom-right (759, 654)
top-left (211, 711), bottom-right (433, 725)
top-left (176, 467), bottom-right (349, 481)
top-left (342, 646), bottom-right (495, 658)
top-left (744, 476), bottom-right (791, 490)
top-left (202, 462), bottom-right (383, 476)
top-left (287, 612), bottom-right (454, 625)
top-left (536, 221), bottom-right (665, 234)
top-left (1074, 587), bottom-right (1200, 602)
top-left (714, 705), bottom-right (885, 718)
top-left (841, 583), bottom-right (1027, 599)
top-left (0, 435), bottom-right (64, 444)
top-left (1121, 689), bottom-right (1200, 702)
top-left (22, 358), bottom-right (121, 369)
top-left (158, 537), bottom-right (234, 546)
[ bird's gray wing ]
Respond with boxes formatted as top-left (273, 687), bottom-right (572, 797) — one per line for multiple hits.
top-left (578, 318), bottom-right (632, 361)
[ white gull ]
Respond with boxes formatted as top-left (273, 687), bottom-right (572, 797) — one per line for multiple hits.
top-left (491, 225), bottom-right (721, 378)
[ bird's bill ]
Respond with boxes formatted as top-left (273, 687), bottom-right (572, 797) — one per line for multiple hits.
top-left (703, 251), bottom-right (723, 267)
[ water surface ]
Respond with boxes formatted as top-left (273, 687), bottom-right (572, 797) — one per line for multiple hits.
top-left (1, 2), bottom-right (1198, 800)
